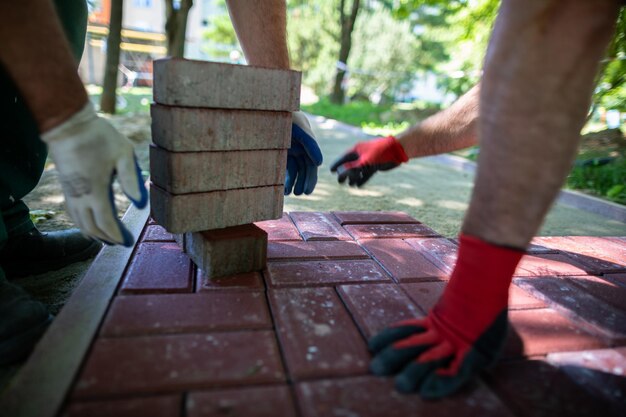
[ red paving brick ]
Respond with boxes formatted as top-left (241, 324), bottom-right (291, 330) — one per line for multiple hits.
top-left (505, 309), bottom-right (608, 358)
top-left (100, 292), bottom-right (271, 337)
top-left (344, 223), bottom-right (441, 240)
top-left (73, 331), bottom-right (285, 398)
top-left (514, 253), bottom-right (591, 277)
top-left (65, 395), bottom-right (181, 417)
top-left (289, 212), bottom-right (353, 241)
top-left (142, 224), bottom-right (176, 242)
top-left (337, 284), bottom-right (423, 339)
top-left (603, 272), bottom-right (626, 289)
top-left (121, 242), bottom-right (193, 294)
top-left (268, 288), bottom-right (370, 380)
top-left (196, 271), bottom-right (265, 292)
top-left (566, 275), bottom-right (626, 312)
top-left (266, 259), bottom-right (391, 287)
top-left (516, 277), bottom-right (626, 341)
top-left (405, 237), bottom-right (458, 275)
top-left (531, 236), bottom-right (626, 274)
top-left (187, 385), bottom-right (298, 417)
top-left (486, 360), bottom-right (616, 417)
top-left (401, 281), bottom-right (545, 314)
top-left (362, 239), bottom-right (447, 281)
top-left (547, 347), bottom-right (626, 414)
top-left (22, 213), bottom-right (625, 416)
top-left (296, 376), bottom-right (515, 417)
top-left (255, 214), bottom-right (302, 241)
top-left (267, 240), bottom-right (368, 261)
top-left (331, 211), bottom-right (420, 225)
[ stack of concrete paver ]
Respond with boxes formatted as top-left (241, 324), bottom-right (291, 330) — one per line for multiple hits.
top-left (150, 58), bottom-right (301, 278)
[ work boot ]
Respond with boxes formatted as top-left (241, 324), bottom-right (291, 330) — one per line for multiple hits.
top-left (0, 228), bottom-right (101, 278)
top-left (0, 280), bottom-right (52, 366)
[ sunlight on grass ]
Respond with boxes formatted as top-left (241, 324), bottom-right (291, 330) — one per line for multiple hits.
top-left (396, 197), bottom-right (424, 207)
top-left (436, 200), bottom-right (468, 210)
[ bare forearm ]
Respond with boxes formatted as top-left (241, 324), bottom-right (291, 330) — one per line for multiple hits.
top-left (397, 84), bottom-right (480, 158)
top-left (0, 0), bottom-right (88, 132)
top-left (226, 0), bottom-right (290, 69)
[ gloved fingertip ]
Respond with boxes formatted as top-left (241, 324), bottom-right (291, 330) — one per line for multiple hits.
top-left (395, 373), bottom-right (419, 394)
top-left (369, 357), bottom-right (392, 376)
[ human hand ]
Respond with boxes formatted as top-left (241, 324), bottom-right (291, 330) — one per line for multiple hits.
top-left (330, 136), bottom-right (408, 187)
top-left (368, 234), bottom-right (522, 398)
top-left (285, 111), bottom-right (323, 195)
top-left (41, 102), bottom-right (148, 246)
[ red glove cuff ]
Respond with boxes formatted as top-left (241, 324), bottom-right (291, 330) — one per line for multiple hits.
top-left (386, 136), bottom-right (409, 164)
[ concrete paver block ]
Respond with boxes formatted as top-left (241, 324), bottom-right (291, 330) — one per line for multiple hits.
top-left (153, 58), bottom-right (301, 111)
top-left (150, 145), bottom-right (287, 194)
top-left (151, 104), bottom-right (292, 152)
top-left (183, 224), bottom-right (268, 279)
top-left (150, 183), bottom-right (283, 233)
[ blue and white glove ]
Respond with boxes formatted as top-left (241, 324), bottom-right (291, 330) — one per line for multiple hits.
top-left (41, 102), bottom-right (148, 246)
top-left (286, 111), bottom-right (323, 195)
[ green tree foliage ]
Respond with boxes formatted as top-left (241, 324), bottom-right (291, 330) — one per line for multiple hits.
top-left (346, 7), bottom-right (422, 101)
top-left (201, 0), bottom-right (241, 60)
top-left (287, 2), bottom-right (339, 94)
top-left (594, 8), bottom-right (626, 112)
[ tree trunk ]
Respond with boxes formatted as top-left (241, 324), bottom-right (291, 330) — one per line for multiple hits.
top-left (330, 0), bottom-right (361, 104)
top-left (100, 0), bottom-right (123, 114)
top-left (165, 0), bottom-right (193, 58)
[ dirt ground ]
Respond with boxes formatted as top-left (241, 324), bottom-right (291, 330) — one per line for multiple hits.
top-left (2, 112), bottom-right (625, 392)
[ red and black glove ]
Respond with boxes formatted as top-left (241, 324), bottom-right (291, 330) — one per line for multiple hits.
top-left (330, 136), bottom-right (408, 187)
top-left (368, 234), bottom-right (524, 399)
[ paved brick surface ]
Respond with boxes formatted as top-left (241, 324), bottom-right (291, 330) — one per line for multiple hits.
top-left (289, 212), bottom-right (352, 241)
top-left (362, 239), bottom-right (447, 281)
top-left (267, 240), bottom-right (368, 261)
top-left (120, 242), bottom-right (193, 294)
top-left (296, 376), bottom-right (515, 417)
top-left (100, 292), bottom-right (271, 337)
top-left (187, 386), bottom-right (298, 417)
top-left (332, 211), bottom-right (420, 225)
top-left (255, 214), bottom-right (302, 241)
top-left (337, 284), bottom-right (423, 338)
top-left (64, 395), bottom-right (181, 417)
top-left (514, 253), bottom-right (592, 277)
top-left (47, 212), bottom-right (625, 416)
top-left (486, 360), bottom-right (618, 417)
top-left (73, 331), bottom-right (285, 398)
top-left (516, 277), bottom-right (626, 342)
top-left (266, 259), bottom-right (391, 287)
top-left (344, 223), bottom-right (441, 240)
top-left (142, 224), bottom-right (175, 242)
top-left (196, 271), bottom-right (264, 292)
top-left (268, 288), bottom-right (370, 380)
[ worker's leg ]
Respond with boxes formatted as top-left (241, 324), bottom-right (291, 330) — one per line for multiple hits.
top-left (369, 0), bottom-right (620, 398)
top-left (225, 0), bottom-right (290, 69)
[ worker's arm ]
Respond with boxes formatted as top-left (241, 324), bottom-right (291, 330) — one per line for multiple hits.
top-left (0, 0), bottom-right (147, 246)
top-left (0, 0), bottom-right (86, 132)
top-left (330, 84), bottom-right (480, 186)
